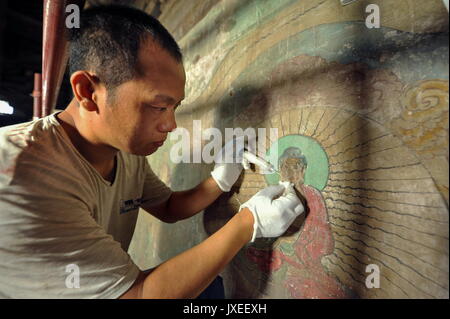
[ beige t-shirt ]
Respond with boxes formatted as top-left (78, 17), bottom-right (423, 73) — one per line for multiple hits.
top-left (0, 112), bottom-right (172, 298)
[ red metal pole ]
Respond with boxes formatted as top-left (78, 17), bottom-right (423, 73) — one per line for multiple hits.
top-left (31, 73), bottom-right (42, 120)
top-left (41, 0), bottom-right (69, 117)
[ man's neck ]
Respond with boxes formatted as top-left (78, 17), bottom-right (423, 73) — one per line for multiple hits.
top-left (56, 99), bottom-right (118, 182)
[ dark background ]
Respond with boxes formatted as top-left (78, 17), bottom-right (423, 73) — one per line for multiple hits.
top-left (0, 0), bottom-right (73, 127)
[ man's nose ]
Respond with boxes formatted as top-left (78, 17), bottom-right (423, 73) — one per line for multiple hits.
top-left (159, 109), bottom-right (177, 133)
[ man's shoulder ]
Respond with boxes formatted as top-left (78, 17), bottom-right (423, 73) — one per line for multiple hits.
top-left (0, 115), bottom-right (69, 185)
top-left (0, 119), bottom-right (40, 178)
top-left (0, 119), bottom-right (36, 149)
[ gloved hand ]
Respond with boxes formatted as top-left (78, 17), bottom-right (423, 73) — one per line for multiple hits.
top-left (240, 182), bottom-right (305, 242)
top-left (211, 136), bottom-right (252, 192)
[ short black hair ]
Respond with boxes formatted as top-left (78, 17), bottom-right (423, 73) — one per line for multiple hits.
top-left (69, 5), bottom-right (182, 91)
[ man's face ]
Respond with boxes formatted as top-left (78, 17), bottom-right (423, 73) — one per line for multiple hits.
top-left (96, 40), bottom-right (185, 156)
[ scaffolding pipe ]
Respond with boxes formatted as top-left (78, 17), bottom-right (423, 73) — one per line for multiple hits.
top-left (41, 0), bottom-right (69, 117)
top-left (31, 73), bottom-right (42, 120)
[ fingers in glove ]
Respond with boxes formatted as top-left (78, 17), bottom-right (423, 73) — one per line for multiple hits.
top-left (242, 157), bottom-right (250, 170)
top-left (256, 184), bottom-right (285, 199)
top-left (274, 192), bottom-right (303, 211)
top-left (294, 204), bottom-right (305, 215)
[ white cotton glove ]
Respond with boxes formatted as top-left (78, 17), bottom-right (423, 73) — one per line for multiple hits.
top-left (211, 136), bottom-right (253, 192)
top-left (239, 182), bottom-right (305, 242)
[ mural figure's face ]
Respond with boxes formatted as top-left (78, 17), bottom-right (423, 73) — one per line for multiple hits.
top-left (278, 147), bottom-right (307, 189)
top-left (279, 157), bottom-right (306, 185)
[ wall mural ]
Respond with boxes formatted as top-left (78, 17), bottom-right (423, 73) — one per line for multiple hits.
top-left (128, 0), bottom-right (449, 298)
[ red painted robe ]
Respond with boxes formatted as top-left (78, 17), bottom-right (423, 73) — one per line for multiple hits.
top-left (245, 184), bottom-right (351, 298)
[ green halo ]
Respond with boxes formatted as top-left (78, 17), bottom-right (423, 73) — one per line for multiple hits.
top-left (264, 135), bottom-right (329, 191)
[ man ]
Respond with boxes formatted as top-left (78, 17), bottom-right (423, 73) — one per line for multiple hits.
top-left (0, 5), bottom-right (304, 298)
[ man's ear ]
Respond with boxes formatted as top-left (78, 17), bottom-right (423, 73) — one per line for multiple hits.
top-left (70, 71), bottom-right (101, 112)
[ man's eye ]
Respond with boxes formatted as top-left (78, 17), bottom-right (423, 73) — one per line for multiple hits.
top-left (151, 106), bottom-right (167, 112)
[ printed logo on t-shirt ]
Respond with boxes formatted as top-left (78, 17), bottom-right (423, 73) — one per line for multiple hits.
top-left (120, 198), bottom-right (143, 214)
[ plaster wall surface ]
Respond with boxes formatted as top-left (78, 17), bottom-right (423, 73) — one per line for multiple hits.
top-left (128, 0), bottom-right (449, 298)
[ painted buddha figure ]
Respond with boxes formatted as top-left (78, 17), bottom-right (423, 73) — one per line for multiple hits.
top-left (245, 146), bottom-right (353, 298)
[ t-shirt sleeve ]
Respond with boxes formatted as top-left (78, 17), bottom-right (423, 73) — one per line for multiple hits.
top-left (140, 159), bottom-right (172, 208)
top-left (0, 180), bottom-right (140, 299)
